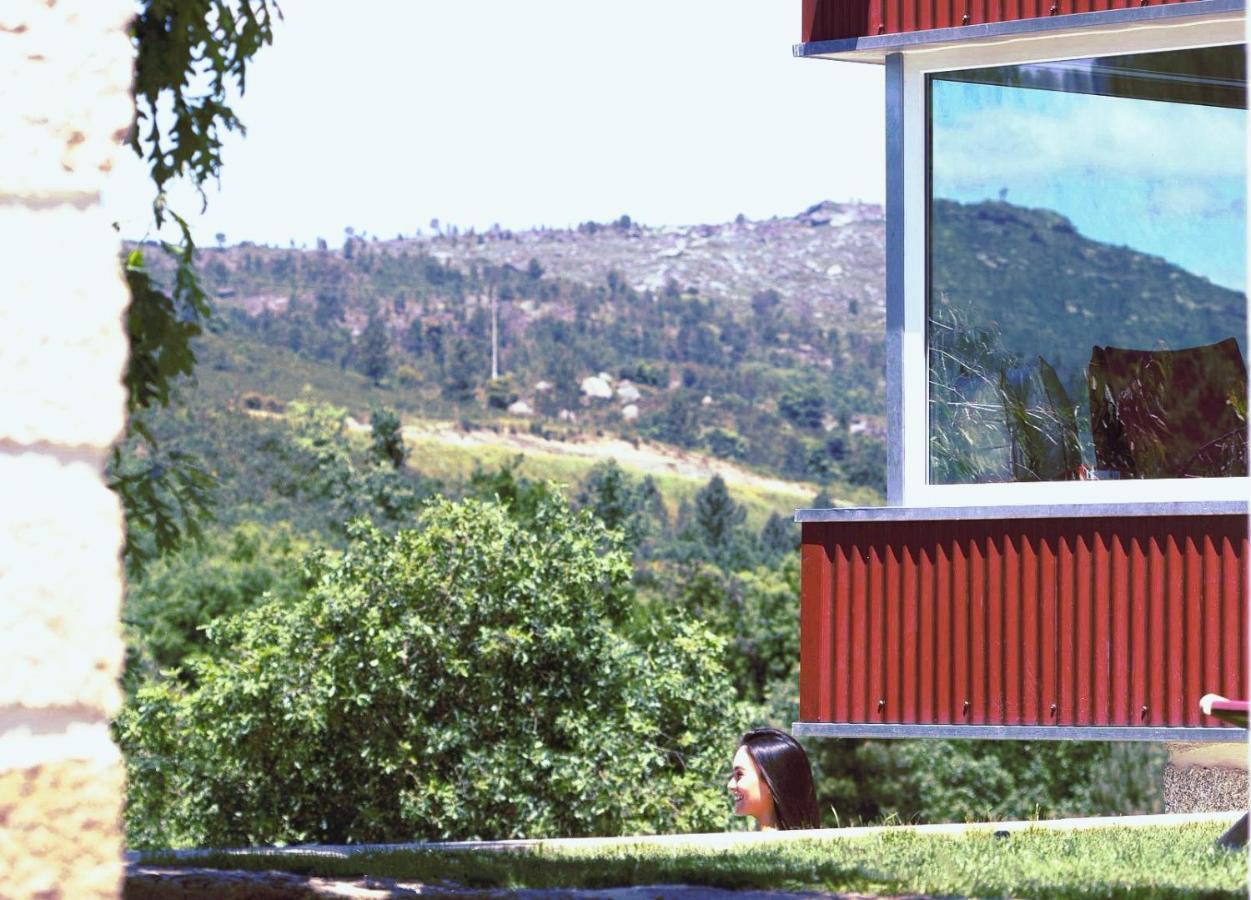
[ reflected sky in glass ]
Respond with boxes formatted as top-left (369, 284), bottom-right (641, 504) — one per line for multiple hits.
top-left (931, 80), bottom-right (1246, 291)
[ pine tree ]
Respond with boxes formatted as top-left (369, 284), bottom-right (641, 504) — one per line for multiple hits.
top-left (369, 408), bottom-right (408, 469)
top-left (693, 475), bottom-right (746, 557)
top-left (359, 314), bottom-right (392, 385)
top-left (760, 512), bottom-right (796, 560)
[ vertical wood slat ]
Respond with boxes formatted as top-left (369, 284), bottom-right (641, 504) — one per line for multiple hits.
top-left (801, 0), bottom-right (1206, 41)
top-left (885, 541), bottom-right (903, 721)
top-left (801, 515), bottom-right (1246, 730)
top-left (1039, 521), bottom-right (1057, 725)
top-left (1075, 528), bottom-right (1093, 725)
top-left (799, 529), bottom-right (833, 722)
top-left (1202, 534), bottom-right (1222, 726)
top-left (969, 534), bottom-right (987, 723)
top-left (1222, 529), bottom-right (1245, 702)
top-left (850, 540), bottom-right (869, 722)
top-left (1147, 531), bottom-right (1166, 726)
top-left (869, 544), bottom-right (886, 721)
top-left (902, 535), bottom-right (919, 722)
top-left (936, 531), bottom-right (953, 721)
top-left (952, 528), bottom-right (970, 724)
top-left (1003, 531), bottom-right (1022, 724)
top-left (1111, 530), bottom-right (1130, 725)
top-left (1092, 530), bottom-right (1111, 725)
top-left (987, 535), bottom-right (1004, 723)
top-left (833, 538), bottom-right (853, 722)
top-left (919, 536), bottom-right (935, 721)
top-left (1184, 535), bottom-right (1203, 726)
top-left (1129, 522), bottom-right (1148, 726)
top-left (1020, 526), bottom-right (1040, 724)
top-left (1057, 530), bottom-right (1076, 723)
top-left (1166, 533), bottom-right (1185, 726)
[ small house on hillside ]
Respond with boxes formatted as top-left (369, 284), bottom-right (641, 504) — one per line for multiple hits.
top-left (794, 0), bottom-right (1248, 741)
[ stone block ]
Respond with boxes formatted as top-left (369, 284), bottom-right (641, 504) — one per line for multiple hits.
top-left (1163, 742), bottom-right (1249, 814)
top-left (0, 0), bottom-right (134, 201)
top-left (0, 450), bottom-right (123, 713)
top-left (0, 751), bottom-right (123, 899)
top-left (0, 203), bottom-right (129, 448)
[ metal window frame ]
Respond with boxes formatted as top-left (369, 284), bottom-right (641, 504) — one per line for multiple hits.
top-left (793, 722), bottom-right (1247, 741)
top-left (794, 499), bottom-right (1247, 522)
top-left (882, 16), bottom-right (1248, 508)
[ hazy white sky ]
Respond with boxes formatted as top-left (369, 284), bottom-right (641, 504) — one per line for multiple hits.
top-left (107, 1), bottom-right (885, 248)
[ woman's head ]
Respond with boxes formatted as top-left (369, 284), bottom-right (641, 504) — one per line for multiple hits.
top-left (726, 728), bottom-right (820, 830)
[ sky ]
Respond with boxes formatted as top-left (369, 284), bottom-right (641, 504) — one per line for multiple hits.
top-left (932, 79), bottom-right (1247, 291)
top-left (106, 1), bottom-right (887, 248)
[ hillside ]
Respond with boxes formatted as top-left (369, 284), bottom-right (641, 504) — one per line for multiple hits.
top-left (415, 201), bottom-right (886, 331)
top-left (133, 196), bottom-right (1242, 499)
top-left (931, 198), bottom-right (1245, 384)
top-left (140, 201), bottom-right (891, 497)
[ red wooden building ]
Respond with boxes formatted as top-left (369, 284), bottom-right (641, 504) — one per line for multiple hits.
top-left (794, 0), bottom-right (1248, 740)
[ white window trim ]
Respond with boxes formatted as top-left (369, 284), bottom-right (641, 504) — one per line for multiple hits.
top-left (898, 16), bottom-right (1249, 508)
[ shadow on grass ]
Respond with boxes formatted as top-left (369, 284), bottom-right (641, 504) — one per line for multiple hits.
top-left (136, 824), bottom-right (1247, 899)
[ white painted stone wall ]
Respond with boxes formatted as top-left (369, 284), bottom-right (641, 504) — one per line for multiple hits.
top-left (0, 2), bottom-right (134, 896)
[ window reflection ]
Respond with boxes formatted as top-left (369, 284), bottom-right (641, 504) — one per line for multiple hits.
top-left (927, 44), bottom-right (1247, 484)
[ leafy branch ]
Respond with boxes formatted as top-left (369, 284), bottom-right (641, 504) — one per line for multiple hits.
top-left (111, 1), bottom-right (279, 576)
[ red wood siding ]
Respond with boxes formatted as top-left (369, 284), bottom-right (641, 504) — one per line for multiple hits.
top-left (801, 0), bottom-right (1208, 42)
top-left (799, 515), bottom-right (1247, 729)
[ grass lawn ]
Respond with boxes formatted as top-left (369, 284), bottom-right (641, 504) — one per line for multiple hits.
top-left (136, 822), bottom-right (1247, 898)
top-left (402, 435), bottom-right (852, 531)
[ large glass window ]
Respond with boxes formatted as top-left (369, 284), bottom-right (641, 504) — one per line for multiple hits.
top-left (927, 45), bottom-right (1247, 484)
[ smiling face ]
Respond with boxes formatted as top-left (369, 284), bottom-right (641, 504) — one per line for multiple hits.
top-left (726, 745), bottom-right (776, 828)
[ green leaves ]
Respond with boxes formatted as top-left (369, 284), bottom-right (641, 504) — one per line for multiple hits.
top-left (117, 495), bottom-right (744, 848)
top-left (114, 3), bottom-right (280, 574)
top-left (129, 1), bottom-right (279, 217)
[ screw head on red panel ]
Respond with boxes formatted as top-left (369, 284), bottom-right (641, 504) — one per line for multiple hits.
top-left (962, 13), bottom-right (970, 24)
top-left (962, 700), bottom-right (970, 715)
top-left (877, 699), bottom-right (886, 711)
top-left (1050, 703), bottom-right (1057, 716)
top-left (1141, 705), bottom-right (1149, 719)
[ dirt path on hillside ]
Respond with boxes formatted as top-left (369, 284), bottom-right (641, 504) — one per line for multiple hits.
top-left (344, 417), bottom-right (817, 499)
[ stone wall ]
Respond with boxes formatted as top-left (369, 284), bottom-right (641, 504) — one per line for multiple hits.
top-left (1162, 743), bottom-right (1249, 815)
top-left (0, 2), bottom-right (134, 897)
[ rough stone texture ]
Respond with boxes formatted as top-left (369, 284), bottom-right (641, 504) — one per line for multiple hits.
top-left (0, 756), bottom-right (124, 898)
top-left (0, 1), bottom-right (135, 897)
top-left (0, 3), bottom-right (135, 202)
top-left (1162, 763), bottom-right (1249, 814)
top-left (0, 204), bottom-right (130, 447)
top-left (0, 451), bottom-right (124, 712)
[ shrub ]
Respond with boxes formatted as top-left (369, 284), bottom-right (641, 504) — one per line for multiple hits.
top-left (117, 496), bottom-right (745, 848)
top-left (122, 521), bottom-right (310, 692)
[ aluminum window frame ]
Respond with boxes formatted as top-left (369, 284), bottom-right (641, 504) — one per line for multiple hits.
top-left (889, 18), bottom-right (1249, 507)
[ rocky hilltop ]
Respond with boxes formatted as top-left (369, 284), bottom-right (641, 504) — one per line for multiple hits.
top-left (394, 200), bottom-right (886, 331)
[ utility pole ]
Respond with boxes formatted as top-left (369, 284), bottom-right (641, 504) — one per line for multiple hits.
top-left (490, 284), bottom-right (499, 380)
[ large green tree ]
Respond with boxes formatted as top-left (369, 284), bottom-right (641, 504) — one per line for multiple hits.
top-left (116, 496), bottom-right (745, 848)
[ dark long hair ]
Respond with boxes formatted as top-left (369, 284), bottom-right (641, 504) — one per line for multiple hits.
top-left (739, 728), bottom-right (820, 830)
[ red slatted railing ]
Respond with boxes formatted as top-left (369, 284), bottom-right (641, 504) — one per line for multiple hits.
top-left (799, 515), bottom-right (1247, 730)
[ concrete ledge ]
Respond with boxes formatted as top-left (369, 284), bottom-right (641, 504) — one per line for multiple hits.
top-left (128, 811), bottom-right (1245, 863)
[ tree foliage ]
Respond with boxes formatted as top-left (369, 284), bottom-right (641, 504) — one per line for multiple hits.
top-left (577, 460), bottom-right (665, 552)
top-left (122, 521), bottom-right (310, 691)
top-left (116, 496), bottom-right (744, 848)
top-left (112, 1), bottom-right (280, 576)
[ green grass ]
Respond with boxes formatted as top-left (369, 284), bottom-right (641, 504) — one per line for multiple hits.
top-left (137, 823), bottom-right (1247, 898)
top-left (402, 436), bottom-right (871, 531)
